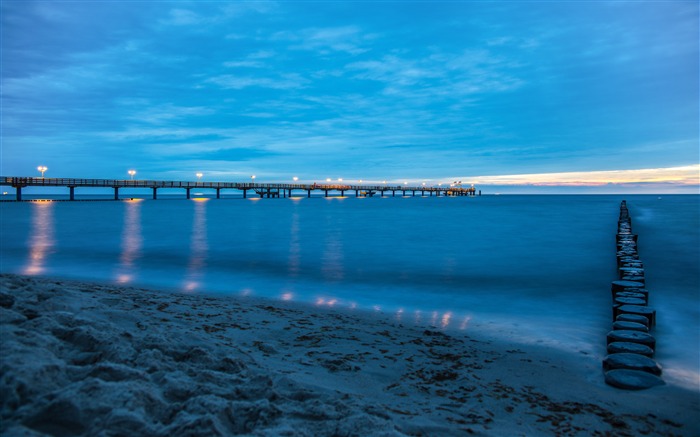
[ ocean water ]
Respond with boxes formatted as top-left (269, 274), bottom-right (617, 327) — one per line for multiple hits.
top-left (1, 194), bottom-right (698, 388)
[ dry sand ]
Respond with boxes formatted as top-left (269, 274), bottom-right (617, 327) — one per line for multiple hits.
top-left (1, 273), bottom-right (698, 436)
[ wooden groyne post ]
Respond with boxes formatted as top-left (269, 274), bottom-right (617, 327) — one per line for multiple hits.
top-left (603, 200), bottom-right (663, 390)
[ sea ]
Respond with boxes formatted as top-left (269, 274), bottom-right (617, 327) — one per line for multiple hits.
top-left (1, 193), bottom-right (698, 389)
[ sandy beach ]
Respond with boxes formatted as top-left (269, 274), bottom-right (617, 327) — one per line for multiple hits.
top-left (1, 273), bottom-right (697, 436)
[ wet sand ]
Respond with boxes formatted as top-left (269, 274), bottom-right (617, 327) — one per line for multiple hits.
top-left (1, 273), bottom-right (697, 436)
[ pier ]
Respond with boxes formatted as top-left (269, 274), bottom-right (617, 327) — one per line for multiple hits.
top-left (1, 177), bottom-right (479, 201)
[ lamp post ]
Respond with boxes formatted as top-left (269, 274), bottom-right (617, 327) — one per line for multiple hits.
top-left (128, 169), bottom-right (136, 180)
top-left (338, 178), bottom-right (343, 182)
top-left (326, 178), bottom-right (331, 183)
top-left (293, 176), bottom-right (298, 182)
top-left (37, 166), bottom-right (48, 178)
top-left (196, 172), bottom-right (203, 181)
top-left (251, 175), bottom-right (256, 185)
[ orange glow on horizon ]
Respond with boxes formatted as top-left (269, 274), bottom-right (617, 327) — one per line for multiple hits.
top-left (466, 165), bottom-right (700, 187)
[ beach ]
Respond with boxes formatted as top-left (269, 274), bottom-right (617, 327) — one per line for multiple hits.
top-left (1, 274), bottom-right (697, 436)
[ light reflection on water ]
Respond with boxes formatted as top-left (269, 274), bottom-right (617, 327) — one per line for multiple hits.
top-left (184, 199), bottom-right (209, 292)
top-left (116, 200), bottom-right (143, 284)
top-left (24, 202), bottom-right (55, 275)
top-left (288, 209), bottom-right (300, 277)
top-left (1, 195), bottom-right (698, 389)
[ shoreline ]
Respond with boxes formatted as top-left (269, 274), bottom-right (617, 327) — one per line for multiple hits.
top-left (1, 273), bottom-right (698, 436)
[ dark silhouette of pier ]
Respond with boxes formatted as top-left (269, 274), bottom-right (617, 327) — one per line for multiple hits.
top-left (1, 177), bottom-right (480, 201)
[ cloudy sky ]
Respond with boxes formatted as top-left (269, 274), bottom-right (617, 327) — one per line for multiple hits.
top-left (2, 1), bottom-right (698, 192)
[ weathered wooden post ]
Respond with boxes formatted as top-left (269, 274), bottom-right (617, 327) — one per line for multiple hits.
top-left (604, 200), bottom-right (663, 390)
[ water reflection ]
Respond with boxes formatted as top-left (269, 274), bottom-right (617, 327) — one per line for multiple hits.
top-left (321, 229), bottom-right (344, 282)
top-left (184, 199), bottom-right (209, 292)
top-left (441, 312), bottom-right (452, 328)
top-left (288, 209), bottom-right (300, 277)
top-left (24, 202), bottom-right (55, 275)
top-left (116, 200), bottom-right (143, 284)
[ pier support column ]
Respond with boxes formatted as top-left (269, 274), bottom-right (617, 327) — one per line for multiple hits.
top-left (479, 190), bottom-right (481, 196)
top-left (153, 188), bottom-right (158, 200)
top-left (340, 190), bottom-right (344, 197)
top-left (392, 191), bottom-right (395, 197)
top-left (243, 189), bottom-right (247, 199)
top-left (288, 189), bottom-right (292, 198)
top-left (114, 187), bottom-right (119, 200)
top-left (186, 188), bottom-right (191, 199)
top-left (216, 188), bottom-right (220, 199)
top-left (355, 190), bottom-right (359, 197)
top-left (307, 190), bottom-right (311, 198)
top-left (402, 190), bottom-right (406, 196)
top-left (69, 186), bottom-right (75, 201)
top-left (380, 190), bottom-right (384, 197)
top-left (16, 186), bottom-right (22, 201)
top-left (325, 190), bottom-right (328, 197)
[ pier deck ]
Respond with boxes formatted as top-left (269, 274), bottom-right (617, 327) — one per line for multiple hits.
top-left (1, 177), bottom-right (479, 201)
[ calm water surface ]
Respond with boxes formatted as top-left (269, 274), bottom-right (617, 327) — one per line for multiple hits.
top-left (1, 194), bottom-right (698, 388)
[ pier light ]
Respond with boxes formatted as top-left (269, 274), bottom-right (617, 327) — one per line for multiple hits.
top-left (359, 179), bottom-right (363, 183)
top-left (196, 172), bottom-right (203, 181)
top-left (37, 166), bottom-right (48, 178)
top-left (338, 178), bottom-right (343, 182)
top-left (383, 180), bottom-right (386, 184)
top-left (293, 176), bottom-right (298, 182)
top-left (326, 178), bottom-right (331, 182)
top-left (422, 182), bottom-right (426, 186)
top-left (128, 169), bottom-right (136, 180)
top-left (251, 175), bottom-right (256, 183)
top-left (404, 181), bottom-right (408, 185)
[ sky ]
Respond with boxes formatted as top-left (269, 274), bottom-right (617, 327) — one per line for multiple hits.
top-left (1, 0), bottom-right (698, 193)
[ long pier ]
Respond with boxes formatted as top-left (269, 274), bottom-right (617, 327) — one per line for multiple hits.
top-left (1, 177), bottom-right (480, 201)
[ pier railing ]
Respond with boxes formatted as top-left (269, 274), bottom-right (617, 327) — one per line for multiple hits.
top-left (1, 176), bottom-right (479, 201)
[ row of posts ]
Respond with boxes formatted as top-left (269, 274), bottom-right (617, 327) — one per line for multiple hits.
top-left (13, 186), bottom-right (480, 201)
top-left (603, 200), bottom-right (663, 390)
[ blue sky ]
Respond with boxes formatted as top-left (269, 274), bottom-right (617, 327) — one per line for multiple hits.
top-left (2, 1), bottom-right (698, 192)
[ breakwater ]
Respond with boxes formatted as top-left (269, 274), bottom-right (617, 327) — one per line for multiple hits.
top-left (603, 200), bottom-right (663, 390)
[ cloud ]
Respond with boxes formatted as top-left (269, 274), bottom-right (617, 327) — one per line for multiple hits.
top-left (223, 51), bottom-right (277, 69)
top-left (128, 104), bottom-right (214, 125)
top-left (272, 26), bottom-right (372, 55)
top-left (161, 8), bottom-right (202, 26)
top-left (159, 2), bottom-right (277, 27)
top-left (345, 49), bottom-right (524, 97)
top-left (205, 73), bottom-right (307, 90)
